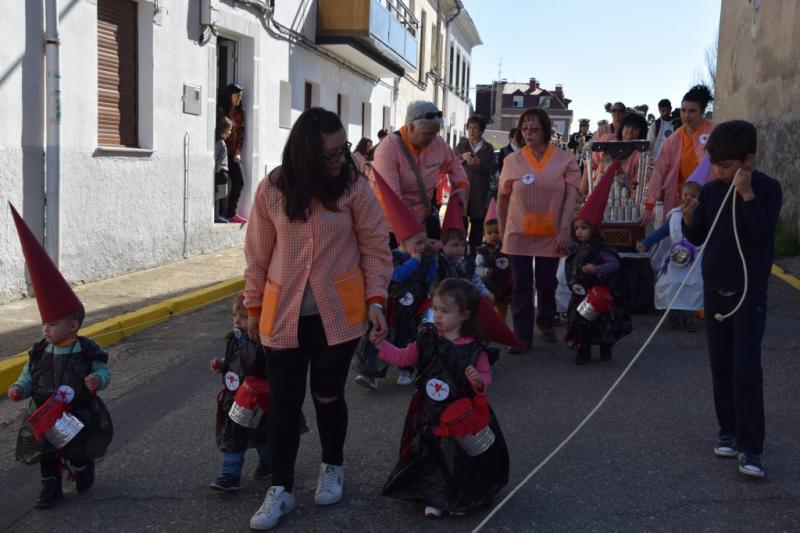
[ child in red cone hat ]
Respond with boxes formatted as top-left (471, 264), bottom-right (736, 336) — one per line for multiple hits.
top-left (6, 204), bottom-right (113, 509)
top-left (564, 165), bottom-right (632, 364)
top-left (354, 171), bottom-right (439, 389)
top-left (474, 197), bottom-right (513, 320)
top-left (369, 278), bottom-right (511, 518)
top-left (436, 199), bottom-right (493, 300)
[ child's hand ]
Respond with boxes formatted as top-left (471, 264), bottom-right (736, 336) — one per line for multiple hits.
top-left (581, 264), bottom-right (596, 274)
top-left (210, 358), bottom-right (223, 373)
top-left (681, 195), bottom-right (699, 225)
top-left (84, 375), bottom-right (100, 391)
top-left (412, 252), bottom-right (422, 262)
top-left (369, 327), bottom-right (387, 349)
top-left (464, 366), bottom-right (484, 393)
top-left (635, 242), bottom-right (648, 253)
top-left (734, 168), bottom-right (755, 201)
top-left (8, 386), bottom-right (23, 402)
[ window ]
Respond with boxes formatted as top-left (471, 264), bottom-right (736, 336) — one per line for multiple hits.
top-left (304, 82), bottom-right (313, 110)
top-left (429, 23), bottom-right (436, 73)
top-left (279, 80), bottom-right (292, 128)
top-left (361, 102), bottom-right (372, 139)
top-left (455, 50), bottom-right (460, 92)
top-left (461, 58), bottom-right (466, 96)
top-left (97, 0), bottom-right (138, 147)
top-left (418, 10), bottom-right (427, 83)
top-left (466, 64), bottom-right (470, 98)
top-left (337, 93), bottom-right (349, 125)
top-left (448, 43), bottom-right (454, 86)
top-left (382, 105), bottom-right (391, 130)
top-left (512, 95), bottom-right (524, 108)
top-left (337, 94), bottom-right (342, 118)
top-left (540, 97), bottom-right (551, 109)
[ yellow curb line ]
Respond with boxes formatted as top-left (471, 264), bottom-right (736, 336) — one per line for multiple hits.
top-left (772, 264), bottom-right (800, 291)
top-left (0, 276), bottom-right (244, 393)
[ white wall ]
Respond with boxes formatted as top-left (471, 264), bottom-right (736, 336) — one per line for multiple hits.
top-left (0, 0), bottom-right (394, 304)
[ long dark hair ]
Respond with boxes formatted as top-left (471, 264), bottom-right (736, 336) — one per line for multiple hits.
top-left (273, 107), bottom-right (356, 221)
top-left (221, 84), bottom-right (243, 114)
top-left (354, 137), bottom-right (372, 156)
top-left (433, 278), bottom-right (483, 341)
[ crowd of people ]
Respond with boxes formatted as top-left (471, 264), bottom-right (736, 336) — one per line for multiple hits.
top-left (6, 81), bottom-right (782, 531)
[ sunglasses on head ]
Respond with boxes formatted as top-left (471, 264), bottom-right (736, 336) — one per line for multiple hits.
top-left (412, 111), bottom-right (443, 121)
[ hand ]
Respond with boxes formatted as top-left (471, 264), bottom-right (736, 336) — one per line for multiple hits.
top-left (210, 358), bottom-right (222, 373)
top-left (464, 365), bottom-right (484, 393)
top-left (247, 315), bottom-right (260, 340)
top-left (639, 209), bottom-right (655, 227)
top-left (233, 154), bottom-right (241, 163)
top-left (368, 305), bottom-right (388, 348)
top-left (555, 227), bottom-right (572, 256)
top-left (424, 239), bottom-right (442, 255)
top-left (8, 386), bottom-right (23, 402)
top-left (450, 187), bottom-right (468, 213)
top-left (581, 264), bottom-right (596, 274)
top-left (635, 242), bottom-right (648, 253)
top-left (681, 196), bottom-right (699, 225)
top-left (734, 168), bottom-right (755, 201)
top-left (412, 252), bottom-right (422, 262)
top-left (483, 292), bottom-right (495, 302)
top-left (84, 375), bottom-right (100, 391)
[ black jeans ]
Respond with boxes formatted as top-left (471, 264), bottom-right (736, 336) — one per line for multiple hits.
top-left (224, 155), bottom-right (244, 218)
top-left (704, 289), bottom-right (767, 455)
top-left (464, 216), bottom-right (484, 250)
top-left (267, 315), bottom-right (358, 490)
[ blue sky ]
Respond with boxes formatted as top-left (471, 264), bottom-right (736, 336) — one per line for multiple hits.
top-left (461, 0), bottom-right (722, 132)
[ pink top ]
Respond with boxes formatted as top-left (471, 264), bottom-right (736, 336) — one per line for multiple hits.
top-left (645, 121), bottom-right (715, 213)
top-left (497, 145), bottom-right (581, 257)
top-left (379, 337), bottom-right (492, 391)
top-left (370, 133), bottom-right (468, 223)
top-left (352, 151), bottom-right (367, 174)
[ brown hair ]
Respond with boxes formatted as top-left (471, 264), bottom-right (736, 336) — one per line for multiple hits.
top-left (442, 228), bottom-right (467, 245)
top-left (216, 116), bottom-right (233, 141)
top-left (433, 278), bottom-right (483, 340)
top-left (514, 108), bottom-right (552, 147)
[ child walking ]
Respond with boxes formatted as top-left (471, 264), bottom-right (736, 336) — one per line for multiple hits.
top-left (215, 117), bottom-right (234, 223)
top-left (7, 205), bottom-right (113, 508)
top-left (564, 164), bottom-right (632, 365)
top-left (682, 120), bottom-right (782, 478)
top-left (371, 278), bottom-right (511, 518)
top-left (436, 198), bottom-right (492, 299)
top-left (209, 293), bottom-right (271, 491)
top-left (474, 197), bottom-right (513, 320)
top-left (355, 171), bottom-right (438, 388)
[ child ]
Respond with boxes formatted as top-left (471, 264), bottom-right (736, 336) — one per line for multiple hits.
top-left (564, 163), bottom-right (632, 365)
top-left (437, 198), bottom-right (492, 300)
top-left (7, 205), bottom-right (113, 508)
top-left (215, 117), bottom-right (234, 223)
top-left (681, 120), bottom-right (782, 478)
top-left (209, 293), bottom-right (271, 491)
top-left (638, 178), bottom-right (706, 331)
top-left (474, 197), bottom-right (512, 320)
top-left (355, 172), bottom-right (438, 388)
top-left (371, 278), bottom-right (510, 518)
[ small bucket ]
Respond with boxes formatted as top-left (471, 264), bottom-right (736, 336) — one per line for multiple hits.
top-left (456, 425), bottom-right (496, 457)
top-left (228, 376), bottom-right (270, 429)
top-left (44, 412), bottom-right (85, 449)
top-left (437, 397), bottom-right (495, 457)
top-left (577, 298), bottom-right (602, 321)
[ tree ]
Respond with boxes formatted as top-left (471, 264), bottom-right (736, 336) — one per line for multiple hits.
top-left (693, 30), bottom-right (718, 109)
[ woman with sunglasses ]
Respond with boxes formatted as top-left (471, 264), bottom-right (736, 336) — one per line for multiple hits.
top-left (641, 85), bottom-right (715, 226)
top-left (371, 101), bottom-right (469, 244)
top-left (244, 108), bottom-right (392, 530)
top-left (497, 108), bottom-right (581, 350)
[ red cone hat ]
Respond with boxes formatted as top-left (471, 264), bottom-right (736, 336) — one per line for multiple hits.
top-left (576, 159), bottom-right (622, 228)
top-left (477, 296), bottom-right (523, 348)
top-left (485, 196), bottom-right (497, 222)
top-left (9, 203), bottom-right (83, 323)
top-left (441, 195), bottom-right (465, 233)
top-left (370, 169), bottom-right (425, 243)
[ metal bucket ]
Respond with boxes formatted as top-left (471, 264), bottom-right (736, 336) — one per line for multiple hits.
top-left (44, 412), bottom-right (84, 449)
top-left (455, 425), bottom-right (496, 457)
top-left (228, 402), bottom-right (264, 429)
top-left (577, 298), bottom-right (601, 321)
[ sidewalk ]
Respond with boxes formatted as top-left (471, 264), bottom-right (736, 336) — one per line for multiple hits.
top-left (0, 247), bottom-right (245, 360)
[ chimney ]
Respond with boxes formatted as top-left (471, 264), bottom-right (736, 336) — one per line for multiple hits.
top-left (555, 84), bottom-right (564, 96)
top-left (529, 77), bottom-right (538, 92)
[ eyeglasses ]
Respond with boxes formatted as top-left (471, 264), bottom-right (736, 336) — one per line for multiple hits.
top-left (322, 141), bottom-right (352, 162)
top-left (520, 126), bottom-right (544, 133)
top-left (411, 111), bottom-right (443, 121)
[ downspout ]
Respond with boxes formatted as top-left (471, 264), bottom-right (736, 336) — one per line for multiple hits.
top-left (44, 0), bottom-right (61, 265)
top-left (441, 0), bottom-right (462, 137)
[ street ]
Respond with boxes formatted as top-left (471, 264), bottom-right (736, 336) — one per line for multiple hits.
top-left (1, 276), bottom-right (798, 532)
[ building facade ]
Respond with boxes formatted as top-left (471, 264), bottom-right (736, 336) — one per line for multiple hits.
top-left (475, 77), bottom-right (574, 137)
top-left (0, 0), bottom-right (418, 303)
top-left (715, 0), bottom-right (800, 235)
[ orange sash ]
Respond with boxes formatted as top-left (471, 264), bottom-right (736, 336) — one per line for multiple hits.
top-left (521, 144), bottom-right (556, 172)
top-left (399, 125), bottom-right (423, 158)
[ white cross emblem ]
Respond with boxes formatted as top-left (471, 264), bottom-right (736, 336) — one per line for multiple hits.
top-left (425, 378), bottom-right (450, 401)
top-left (699, 134), bottom-right (709, 145)
top-left (224, 371), bottom-right (241, 391)
top-left (571, 284), bottom-right (586, 296)
top-left (495, 257), bottom-right (509, 270)
top-left (55, 385), bottom-right (75, 404)
top-left (522, 173), bottom-right (536, 185)
top-left (399, 292), bottom-right (415, 307)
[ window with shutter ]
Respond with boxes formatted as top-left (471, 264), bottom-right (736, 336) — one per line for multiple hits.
top-left (97, 0), bottom-right (138, 147)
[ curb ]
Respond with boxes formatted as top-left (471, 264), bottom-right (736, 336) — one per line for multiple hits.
top-left (0, 276), bottom-right (244, 393)
top-left (771, 264), bottom-right (800, 291)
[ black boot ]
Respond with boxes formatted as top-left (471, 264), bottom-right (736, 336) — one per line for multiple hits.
top-left (575, 345), bottom-right (591, 365)
top-left (35, 476), bottom-right (63, 508)
top-left (600, 343), bottom-right (613, 362)
top-left (74, 460), bottom-right (95, 493)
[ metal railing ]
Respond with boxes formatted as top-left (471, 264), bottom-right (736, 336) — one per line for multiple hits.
top-left (375, 0), bottom-right (419, 32)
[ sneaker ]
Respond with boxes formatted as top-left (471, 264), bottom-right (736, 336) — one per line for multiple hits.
top-left (230, 214), bottom-right (248, 224)
top-left (209, 474), bottom-right (241, 492)
top-left (314, 463), bottom-right (344, 505)
top-left (74, 460), bottom-right (95, 492)
top-left (254, 462), bottom-right (273, 481)
top-left (738, 452), bottom-right (765, 478)
top-left (396, 370), bottom-right (415, 386)
top-left (424, 505), bottom-right (443, 518)
top-left (713, 435), bottom-right (737, 458)
top-left (250, 486), bottom-right (297, 530)
top-left (355, 373), bottom-right (378, 390)
top-left (214, 216), bottom-right (229, 223)
top-left (35, 477), bottom-right (63, 508)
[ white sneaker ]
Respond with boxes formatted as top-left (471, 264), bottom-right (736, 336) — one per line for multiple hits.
top-left (314, 463), bottom-right (344, 505)
top-left (424, 505), bottom-right (443, 518)
top-left (250, 486), bottom-right (296, 530)
top-left (396, 369), bottom-right (415, 386)
top-left (355, 373), bottom-right (378, 390)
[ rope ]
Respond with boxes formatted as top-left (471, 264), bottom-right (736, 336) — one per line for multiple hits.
top-left (714, 169), bottom-right (748, 321)
top-left (472, 176), bottom-right (745, 532)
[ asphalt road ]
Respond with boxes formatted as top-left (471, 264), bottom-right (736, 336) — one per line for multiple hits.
top-left (1, 277), bottom-right (799, 532)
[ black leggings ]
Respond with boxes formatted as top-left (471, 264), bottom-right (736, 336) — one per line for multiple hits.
top-left (224, 155), bottom-right (244, 218)
top-left (267, 315), bottom-right (358, 490)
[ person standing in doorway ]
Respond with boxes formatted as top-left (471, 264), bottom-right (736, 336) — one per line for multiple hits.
top-left (219, 84), bottom-right (248, 223)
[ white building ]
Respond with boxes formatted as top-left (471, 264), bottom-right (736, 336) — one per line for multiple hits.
top-left (0, 0), bottom-right (422, 303)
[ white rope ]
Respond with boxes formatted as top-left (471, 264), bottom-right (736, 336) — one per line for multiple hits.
top-left (473, 175), bottom-right (745, 532)
top-left (714, 169), bottom-right (748, 321)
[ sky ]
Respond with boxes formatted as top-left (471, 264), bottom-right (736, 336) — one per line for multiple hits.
top-left (461, 0), bottom-right (722, 132)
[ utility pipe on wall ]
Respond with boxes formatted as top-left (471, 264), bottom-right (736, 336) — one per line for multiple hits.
top-left (44, 0), bottom-right (61, 266)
